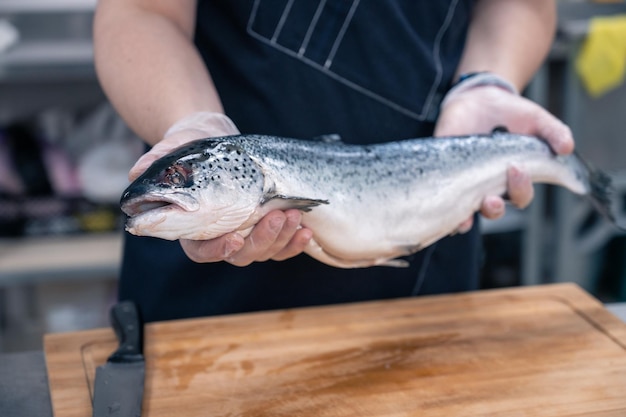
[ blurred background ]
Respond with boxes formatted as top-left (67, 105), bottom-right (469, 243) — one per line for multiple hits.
top-left (0, 0), bottom-right (625, 352)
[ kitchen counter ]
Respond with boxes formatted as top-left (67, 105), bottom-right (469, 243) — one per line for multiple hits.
top-left (0, 350), bottom-right (51, 417)
top-left (1, 301), bottom-right (625, 417)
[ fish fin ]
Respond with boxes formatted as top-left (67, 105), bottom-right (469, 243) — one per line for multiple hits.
top-left (374, 258), bottom-right (410, 268)
top-left (372, 244), bottom-right (420, 268)
top-left (377, 258), bottom-right (410, 268)
top-left (181, 204), bottom-right (256, 240)
top-left (575, 153), bottom-right (626, 230)
top-left (304, 238), bottom-right (361, 268)
top-left (312, 133), bottom-right (343, 143)
top-left (261, 194), bottom-right (329, 212)
top-left (399, 243), bottom-right (422, 256)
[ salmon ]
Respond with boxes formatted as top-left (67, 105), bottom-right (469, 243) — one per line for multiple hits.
top-left (120, 132), bottom-right (618, 268)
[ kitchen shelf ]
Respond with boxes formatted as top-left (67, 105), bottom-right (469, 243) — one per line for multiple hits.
top-left (1, 40), bottom-right (93, 67)
top-left (0, 0), bottom-right (96, 14)
top-left (0, 232), bottom-right (122, 286)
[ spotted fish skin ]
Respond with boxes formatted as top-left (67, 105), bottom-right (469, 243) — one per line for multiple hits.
top-left (120, 132), bottom-right (616, 268)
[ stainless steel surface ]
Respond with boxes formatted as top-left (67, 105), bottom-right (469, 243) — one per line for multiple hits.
top-left (0, 351), bottom-right (53, 417)
top-left (0, 0), bottom-right (96, 13)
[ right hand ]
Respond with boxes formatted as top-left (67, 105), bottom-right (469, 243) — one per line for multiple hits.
top-left (130, 112), bottom-right (313, 266)
top-left (435, 75), bottom-right (574, 234)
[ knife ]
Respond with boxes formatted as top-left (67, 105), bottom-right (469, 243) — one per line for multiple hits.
top-left (92, 300), bottom-right (145, 417)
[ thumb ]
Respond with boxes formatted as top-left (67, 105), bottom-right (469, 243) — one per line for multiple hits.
top-left (128, 113), bottom-right (240, 181)
top-left (128, 129), bottom-right (201, 181)
top-left (529, 105), bottom-right (574, 155)
top-left (128, 135), bottom-right (189, 181)
top-left (128, 153), bottom-right (161, 181)
top-left (434, 102), bottom-right (469, 137)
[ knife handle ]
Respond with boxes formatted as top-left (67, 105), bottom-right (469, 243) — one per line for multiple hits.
top-left (107, 301), bottom-right (144, 363)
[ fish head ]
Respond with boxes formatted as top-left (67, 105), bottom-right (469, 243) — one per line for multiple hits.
top-left (120, 139), bottom-right (265, 240)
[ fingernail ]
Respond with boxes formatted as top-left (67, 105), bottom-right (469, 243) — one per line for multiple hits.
top-left (490, 199), bottom-right (505, 214)
top-left (457, 224), bottom-right (472, 234)
top-left (509, 165), bottom-right (528, 186)
top-left (223, 234), bottom-right (242, 258)
top-left (509, 164), bottom-right (522, 178)
top-left (285, 210), bottom-right (302, 225)
top-left (269, 216), bottom-right (285, 233)
top-left (223, 245), bottom-right (237, 259)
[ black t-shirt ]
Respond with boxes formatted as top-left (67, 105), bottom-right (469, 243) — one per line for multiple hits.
top-left (120, 0), bottom-right (481, 322)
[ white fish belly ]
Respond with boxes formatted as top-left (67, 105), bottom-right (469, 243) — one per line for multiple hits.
top-left (298, 152), bottom-right (584, 267)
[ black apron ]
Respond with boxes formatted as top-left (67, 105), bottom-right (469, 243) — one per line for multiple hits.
top-left (119, 0), bottom-right (481, 322)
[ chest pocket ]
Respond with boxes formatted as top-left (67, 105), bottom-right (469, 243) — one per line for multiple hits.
top-left (247, 0), bottom-right (469, 122)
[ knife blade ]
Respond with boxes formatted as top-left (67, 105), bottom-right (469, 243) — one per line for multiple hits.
top-left (92, 300), bottom-right (145, 417)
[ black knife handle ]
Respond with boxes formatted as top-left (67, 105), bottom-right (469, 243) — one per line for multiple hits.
top-left (107, 301), bottom-right (144, 363)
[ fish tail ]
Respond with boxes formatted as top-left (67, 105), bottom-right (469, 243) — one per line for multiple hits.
top-left (573, 152), bottom-right (622, 228)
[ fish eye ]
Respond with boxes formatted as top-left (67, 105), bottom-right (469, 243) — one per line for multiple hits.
top-left (167, 170), bottom-right (184, 185)
top-left (163, 165), bottom-right (189, 186)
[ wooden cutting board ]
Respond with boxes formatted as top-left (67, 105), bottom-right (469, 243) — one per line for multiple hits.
top-left (44, 283), bottom-right (626, 417)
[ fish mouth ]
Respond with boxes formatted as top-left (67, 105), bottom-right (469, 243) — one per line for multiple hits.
top-left (121, 192), bottom-right (200, 218)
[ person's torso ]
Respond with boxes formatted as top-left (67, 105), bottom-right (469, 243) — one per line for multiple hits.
top-left (118, 1), bottom-right (481, 323)
top-left (194, 0), bottom-right (473, 142)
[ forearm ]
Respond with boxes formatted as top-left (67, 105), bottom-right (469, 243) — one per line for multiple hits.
top-left (93, 0), bottom-right (223, 145)
top-left (456, 0), bottom-right (556, 90)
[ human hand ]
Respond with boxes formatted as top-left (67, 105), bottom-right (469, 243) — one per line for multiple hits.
top-left (434, 73), bottom-right (574, 232)
top-left (180, 209), bottom-right (313, 266)
top-left (130, 111), bottom-right (313, 265)
top-left (128, 111), bottom-right (241, 181)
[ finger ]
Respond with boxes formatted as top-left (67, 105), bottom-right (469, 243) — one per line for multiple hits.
top-left (226, 211), bottom-right (288, 267)
top-left (456, 217), bottom-right (474, 234)
top-left (480, 195), bottom-right (506, 220)
top-left (180, 232), bottom-right (245, 263)
top-left (128, 131), bottom-right (208, 181)
top-left (272, 227), bottom-right (314, 261)
top-left (506, 165), bottom-right (534, 209)
top-left (129, 154), bottom-right (160, 181)
top-left (128, 142), bottom-right (176, 181)
top-left (531, 106), bottom-right (574, 155)
top-left (255, 209), bottom-right (304, 262)
top-left (433, 101), bottom-right (469, 137)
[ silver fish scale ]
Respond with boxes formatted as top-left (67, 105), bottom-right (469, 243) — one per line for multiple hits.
top-left (228, 134), bottom-right (553, 200)
top-left (180, 141), bottom-right (263, 192)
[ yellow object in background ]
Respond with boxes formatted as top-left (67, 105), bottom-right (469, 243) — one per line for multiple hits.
top-left (575, 14), bottom-right (626, 97)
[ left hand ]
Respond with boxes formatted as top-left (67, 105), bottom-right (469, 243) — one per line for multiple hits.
top-left (434, 83), bottom-right (574, 232)
top-left (129, 111), bottom-right (314, 266)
